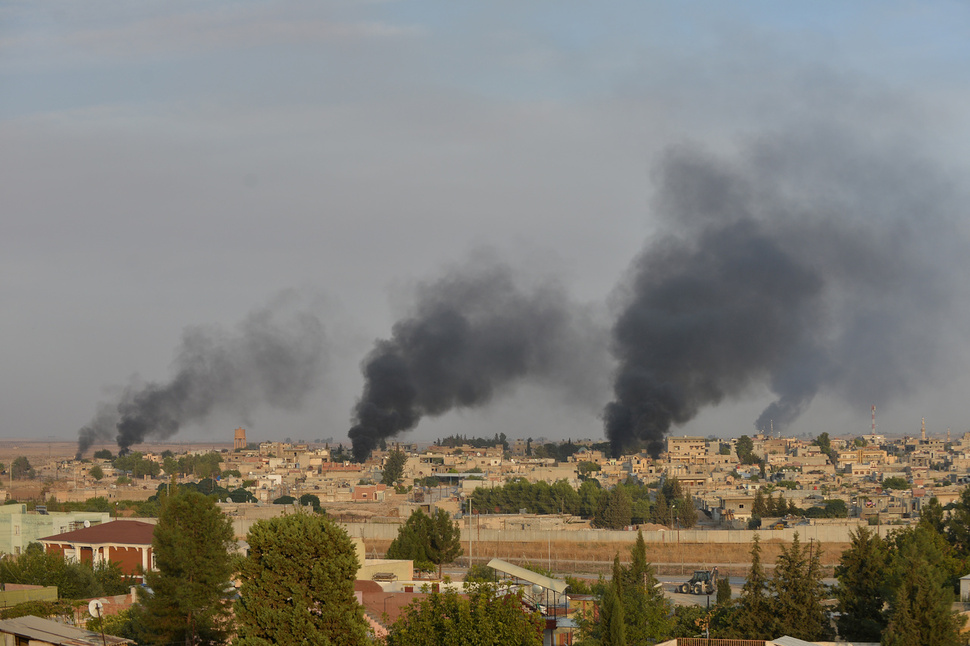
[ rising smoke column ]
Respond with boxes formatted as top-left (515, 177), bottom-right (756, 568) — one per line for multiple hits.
top-left (605, 128), bottom-right (965, 456)
top-left (349, 259), bottom-right (604, 461)
top-left (76, 294), bottom-right (327, 457)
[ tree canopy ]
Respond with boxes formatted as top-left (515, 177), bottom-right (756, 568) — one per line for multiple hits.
top-left (386, 584), bottom-right (542, 646)
top-left (235, 512), bottom-right (368, 646)
top-left (0, 542), bottom-right (130, 600)
top-left (835, 527), bottom-right (889, 641)
top-left (382, 449), bottom-right (407, 486)
top-left (136, 490), bottom-right (236, 646)
top-left (386, 509), bottom-right (462, 577)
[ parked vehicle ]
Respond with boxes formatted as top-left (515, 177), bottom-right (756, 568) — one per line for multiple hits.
top-left (676, 567), bottom-right (717, 595)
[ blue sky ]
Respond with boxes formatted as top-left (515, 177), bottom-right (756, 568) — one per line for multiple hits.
top-left (3, 1), bottom-right (970, 449)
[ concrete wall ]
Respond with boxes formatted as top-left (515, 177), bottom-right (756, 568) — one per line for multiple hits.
top-left (338, 521), bottom-right (893, 544)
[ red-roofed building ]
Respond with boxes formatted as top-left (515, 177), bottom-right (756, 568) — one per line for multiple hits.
top-left (39, 520), bottom-right (156, 581)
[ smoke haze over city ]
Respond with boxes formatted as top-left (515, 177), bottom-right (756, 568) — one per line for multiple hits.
top-left (4, 3), bottom-right (970, 449)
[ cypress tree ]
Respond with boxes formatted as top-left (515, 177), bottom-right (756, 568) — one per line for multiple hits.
top-left (732, 535), bottom-right (775, 638)
top-left (772, 533), bottom-right (829, 641)
top-left (620, 530), bottom-right (673, 643)
top-left (677, 494), bottom-right (698, 528)
top-left (600, 556), bottom-right (626, 646)
top-left (137, 490), bottom-right (236, 646)
top-left (883, 551), bottom-right (963, 646)
top-left (835, 526), bottom-right (889, 641)
top-left (752, 488), bottom-right (768, 517)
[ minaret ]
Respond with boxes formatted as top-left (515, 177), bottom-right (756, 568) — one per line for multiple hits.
top-left (921, 417), bottom-right (926, 442)
top-left (947, 428), bottom-right (952, 443)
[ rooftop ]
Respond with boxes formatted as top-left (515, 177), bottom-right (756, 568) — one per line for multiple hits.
top-left (39, 519), bottom-right (155, 545)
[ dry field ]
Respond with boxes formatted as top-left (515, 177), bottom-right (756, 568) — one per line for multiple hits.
top-left (364, 538), bottom-right (849, 577)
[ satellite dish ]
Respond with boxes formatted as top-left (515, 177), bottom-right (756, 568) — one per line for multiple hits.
top-left (88, 599), bottom-right (104, 618)
top-left (83, 520), bottom-right (91, 528)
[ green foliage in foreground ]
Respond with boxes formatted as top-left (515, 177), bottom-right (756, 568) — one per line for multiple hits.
top-left (385, 584), bottom-right (542, 646)
top-left (0, 542), bottom-right (132, 600)
top-left (234, 512), bottom-right (368, 646)
top-left (136, 490), bottom-right (236, 646)
top-left (0, 599), bottom-right (79, 621)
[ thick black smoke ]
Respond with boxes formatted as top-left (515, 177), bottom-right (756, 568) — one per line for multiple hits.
top-left (605, 128), bottom-right (965, 456)
top-left (76, 295), bottom-right (326, 457)
top-left (349, 259), bottom-right (603, 461)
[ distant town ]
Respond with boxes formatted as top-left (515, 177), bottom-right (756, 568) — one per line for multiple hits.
top-left (0, 419), bottom-right (967, 645)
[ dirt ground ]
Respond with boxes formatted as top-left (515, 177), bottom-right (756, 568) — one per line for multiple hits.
top-left (365, 538), bottom-right (849, 577)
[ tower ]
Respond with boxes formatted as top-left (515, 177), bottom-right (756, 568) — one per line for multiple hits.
top-left (234, 427), bottom-right (247, 451)
top-left (921, 417), bottom-right (926, 442)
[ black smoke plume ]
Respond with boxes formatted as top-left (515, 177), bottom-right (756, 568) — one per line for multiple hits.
top-left (605, 128), bottom-right (965, 456)
top-left (349, 259), bottom-right (604, 461)
top-left (76, 294), bottom-right (326, 457)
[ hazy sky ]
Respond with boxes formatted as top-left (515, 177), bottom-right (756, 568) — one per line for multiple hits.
top-left (4, 2), bottom-right (970, 449)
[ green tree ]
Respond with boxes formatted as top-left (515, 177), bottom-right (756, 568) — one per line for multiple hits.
top-left (386, 509), bottom-right (463, 578)
top-left (651, 492), bottom-right (672, 527)
top-left (919, 497), bottom-right (946, 535)
top-left (2, 599), bottom-right (78, 620)
top-left (93, 449), bottom-right (114, 460)
top-left (11, 456), bottom-right (34, 480)
top-left (0, 542), bottom-right (97, 599)
top-left (813, 432), bottom-right (839, 465)
top-left (593, 488), bottom-right (632, 530)
top-left (620, 531), bottom-right (672, 642)
top-left (235, 512), bottom-right (368, 646)
top-left (137, 490), bottom-right (236, 646)
top-left (768, 492), bottom-right (786, 517)
top-left (886, 525), bottom-right (963, 595)
top-left (162, 456), bottom-right (180, 476)
top-left (89, 465), bottom-right (104, 481)
top-left (835, 526), bottom-right (889, 641)
top-left (677, 495), bottom-right (698, 528)
top-left (735, 436), bottom-right (754, 463)
top-left (386, 584), bottom-right (542, 646)
top-left (716, 576), bottom-right (731, 606)
top-left (660, 477), bottom-right (683, 500)
top-left (771, 533), bottom-right (829, 641)
top-left (814, 432), bottom-right (831, 454)
top-left (883, 549), bottom-right (963, 646)
top-left (882, 476), bottom-right (910, 490)
top-left (752, 488), bottom-right (768, 517)
top-left (731, 535), bottom-right (774, 639)
top-left (945, 484), bottom-right (970, 558)
top-left (578, 479), bottom-right (602, 518)
top-left (599, 556), bottom-right (627, 646)
top-left (382, 450), bottom-right (407, 486)
top-left (87, 608), bottom-right (139, 642)
top-left (299, 493), bottom-right (322, 513)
